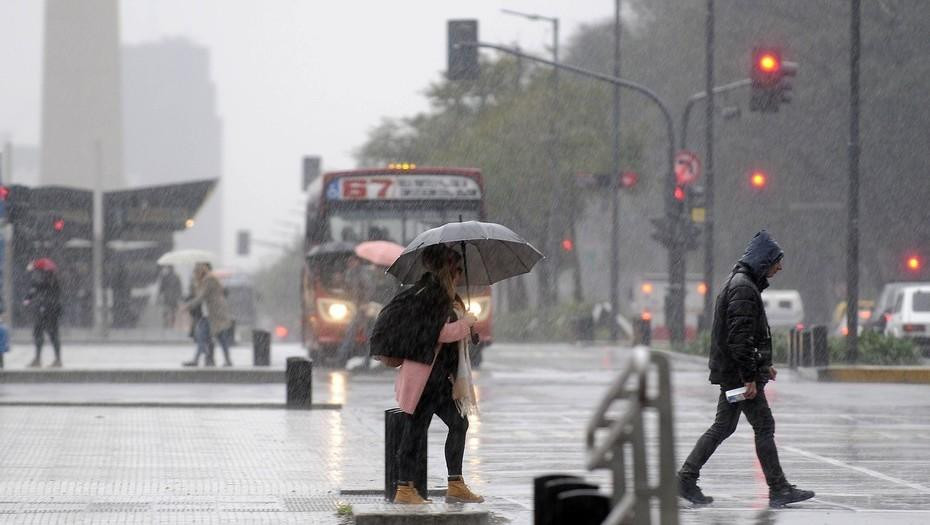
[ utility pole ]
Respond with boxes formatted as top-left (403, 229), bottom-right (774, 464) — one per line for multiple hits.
top-left (846, 0), bottom-right (861, 362)
top-left (702, 0), bottom-right (716, 331)
top-left (609, 0), bottom-right (622, 341)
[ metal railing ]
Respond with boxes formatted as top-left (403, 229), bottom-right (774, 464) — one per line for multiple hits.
top-left (585, 347), bottom-right (679, 525)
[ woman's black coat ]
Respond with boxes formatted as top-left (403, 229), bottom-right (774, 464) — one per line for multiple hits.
top-left (369, 272), bottom-right (459, 366)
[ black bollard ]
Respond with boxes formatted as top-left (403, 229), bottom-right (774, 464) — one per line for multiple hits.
top-left (384, 408), bottom-right (427, 501)
top-left (812, 325), bottom-right (829, 366)
top-left (285, 357), bottom-right (312, 409)
top-left (553, 489), bottom-right (611, 524)
top-left (540, 479), bottom-right (598, 525)
top-left (533, 475), bottom-right (579, 525)
top-left (802, 330), bottom-right (813, 367)
top-left (633, 317), bottom-right (652, 346)
top-left (252, 329), bottom-right (271, 366)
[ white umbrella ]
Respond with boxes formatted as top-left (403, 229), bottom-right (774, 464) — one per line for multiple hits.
top-left (156, 249), bottom-right (218, 266)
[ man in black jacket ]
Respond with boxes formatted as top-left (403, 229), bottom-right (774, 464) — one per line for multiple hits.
top-left (678, 231), bottom-right (815, 508)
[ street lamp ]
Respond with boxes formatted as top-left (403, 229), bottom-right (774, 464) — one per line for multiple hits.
top-left (500, 8), bottom-right (564, 307)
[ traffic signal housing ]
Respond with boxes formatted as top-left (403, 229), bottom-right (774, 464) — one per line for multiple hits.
top-left (750, 47), bottom-right (797, 112)
top-left (448, 20), bottom-right (479, 81)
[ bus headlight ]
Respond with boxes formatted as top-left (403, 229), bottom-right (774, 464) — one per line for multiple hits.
top-left (318, 299), bottom-right (356, 323)
top-left (466, 297), bottom-right (491, 322)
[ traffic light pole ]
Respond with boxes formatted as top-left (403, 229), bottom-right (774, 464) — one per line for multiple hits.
top-left (703, 0), bottom-right (715, 334)
top-left (456, 41), bottom-right (685, 345)
top-left (846, 0), bottom-right (861, 362)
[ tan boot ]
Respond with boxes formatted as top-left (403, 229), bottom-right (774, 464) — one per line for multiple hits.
top-left (446, 477), bottom-right (484, 503)
top-left (393, 481), bottom-right (427, 504)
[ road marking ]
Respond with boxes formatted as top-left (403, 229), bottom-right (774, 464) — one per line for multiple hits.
top-left (783, 446), bottom-right (930, 494)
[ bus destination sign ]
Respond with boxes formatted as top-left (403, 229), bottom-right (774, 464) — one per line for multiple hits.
top-left (326, 175), bottom-right (481, 201)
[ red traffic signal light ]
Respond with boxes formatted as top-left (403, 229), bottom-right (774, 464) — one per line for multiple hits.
top-left (53, 218), bottom-right (65, 232)
top-left (620, 171), bottom-right (638, 189)
top-left (757, 52), bottom-right (780, 74)
top-left (750, 171), bottom-right (768, 189)
top-left (906, 255), bottom-right (922, 272)
top-left (674, 186), bottom-right (686, 202)
top-left (561, 238), bottom-right (574, 252)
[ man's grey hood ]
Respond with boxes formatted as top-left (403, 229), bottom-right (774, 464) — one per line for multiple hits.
top-left (737, 230), bottom-right (784, 280)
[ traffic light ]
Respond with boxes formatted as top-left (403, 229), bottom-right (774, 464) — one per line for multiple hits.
top-left (750, 47), bottom-right (797, 112)
top-left (560, 237), bottom-right (574, 252)
top-left (749, 170), bottom-right (768, 190)
top-left (52, 218), bottom-right (65, 233)
top-left (448, 20), bottom-right (479, 81)
top-left (906, 254), bottom-right (922, 273)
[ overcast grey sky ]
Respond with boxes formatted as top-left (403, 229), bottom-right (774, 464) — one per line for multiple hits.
top-left (0, 1), bottom-right (618, 268)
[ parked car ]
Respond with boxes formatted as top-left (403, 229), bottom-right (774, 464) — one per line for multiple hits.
top-left (865, 281), bottom-right (928, 333)
top-left (761, 289), bottom-right (804, 330)
top-left (884, 284), bottom-right (930, 351)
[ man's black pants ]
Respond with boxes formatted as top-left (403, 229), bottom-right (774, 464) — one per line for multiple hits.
top-left (679, 383), bottom-right (786, 488)
top-left (33, 313), bottom-right (61, 358)
top-left (396, 384), bottom-right (468, 482)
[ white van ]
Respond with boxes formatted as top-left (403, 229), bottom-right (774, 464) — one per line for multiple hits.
top-left (884, 284), bottom-right (930, 349)
top-left (761, 289), bottom-right (804, 330)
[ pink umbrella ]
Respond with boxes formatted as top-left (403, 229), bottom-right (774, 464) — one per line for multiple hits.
top-left (354, 241), bottom-right (404, 267)
top-left (32, 258), bottom-right (58, 272)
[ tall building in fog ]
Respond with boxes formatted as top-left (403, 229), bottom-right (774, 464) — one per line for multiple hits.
top-left (122, 38), bottom-right (224, 257)
top-left (41, 0), bottom-right (124, 190)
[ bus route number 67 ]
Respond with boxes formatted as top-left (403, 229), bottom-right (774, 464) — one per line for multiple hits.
top-left (342, 178), bottom-right (394, 199)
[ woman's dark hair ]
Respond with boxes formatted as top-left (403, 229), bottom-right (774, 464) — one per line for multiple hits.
top-left (421, 244), bottom-right (460, 273)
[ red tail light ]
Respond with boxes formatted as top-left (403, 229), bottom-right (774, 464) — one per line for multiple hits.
top-left (902, 324), bottom-right (925, 333)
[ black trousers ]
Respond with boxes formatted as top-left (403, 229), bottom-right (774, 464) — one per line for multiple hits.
top-left (33, 313), bottom-right (61, 358)
top-left (680, 383), bottom-right (787, 488)
top-left (396, 383), bottom-right (469, 482)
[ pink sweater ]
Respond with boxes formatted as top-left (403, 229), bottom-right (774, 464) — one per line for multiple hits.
top-left (395, 318), bottom-right (471, 414)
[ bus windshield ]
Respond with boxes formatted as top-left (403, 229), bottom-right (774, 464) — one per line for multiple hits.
top-left (328, 205), bottom-right (480, 245)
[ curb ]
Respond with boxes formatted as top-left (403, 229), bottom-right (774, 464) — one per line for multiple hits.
top-left (796, 366), bottom-right (930, 384)
top-left (0, 369), bottom-right (285, 383)
top-left (0, 401), bottom-right (342, 409)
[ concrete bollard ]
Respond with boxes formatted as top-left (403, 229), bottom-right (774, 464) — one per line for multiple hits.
top-left (384, 408), bottom-right (427, 502)
top-left (285, 357), bottom-right (312, 409)
top-left (252, 329), bottom-right (271, 366)
top-left (553, 489), bottom-right (611, 524)
top-left (533, 474), bottom-right (579, 525)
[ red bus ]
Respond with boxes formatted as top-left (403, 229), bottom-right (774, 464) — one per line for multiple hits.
top-left (301, 164), bottom-right (493, 366)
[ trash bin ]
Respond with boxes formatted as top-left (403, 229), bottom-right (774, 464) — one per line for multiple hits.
top-left (252, 329), bottom-right (270, 366)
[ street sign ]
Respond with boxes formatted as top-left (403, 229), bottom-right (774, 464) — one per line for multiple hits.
top-left (675, 150), bottom-right (701, 186)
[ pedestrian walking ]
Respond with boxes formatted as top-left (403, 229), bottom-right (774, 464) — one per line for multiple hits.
top-left (336, 256), bottom-right (374, 365)
top-left (181, 277), bottom-right (213, 367)
top-left (23, 259), bottom-right (63, 368)
top-left (370, 244), bottom-right (483, 505)
top-left (678, 230), bottom-right (815, 508)
top-left (184, 262), bottom-right (234, 367)
top-left (157, 265), bottom-right (183, 329)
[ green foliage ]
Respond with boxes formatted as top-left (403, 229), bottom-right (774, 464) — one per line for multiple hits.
top-left (682, 331), bottom-right (711, 356)
top-left (494, 303), bottom-right (594, 342)
top-left (335, 502), bottom-right (353, 517)
top-left (827, 332), bottom-right (920, 366)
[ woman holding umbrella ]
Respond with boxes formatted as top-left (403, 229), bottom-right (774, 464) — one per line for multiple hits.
top-left (371, 244), bottom-right (483, 505)
top-left (23, 258), bottom-right (63, 367)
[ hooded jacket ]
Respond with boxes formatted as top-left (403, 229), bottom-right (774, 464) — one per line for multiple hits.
top-left (708, 231), bottom-right (784, 386)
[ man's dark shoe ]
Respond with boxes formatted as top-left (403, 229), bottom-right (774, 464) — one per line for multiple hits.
top-left (769, 484), bottom-right (814, 507)
top-left (678, 475), bottom-right (713, 505)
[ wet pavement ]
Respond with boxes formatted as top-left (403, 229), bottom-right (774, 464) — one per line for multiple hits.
top-left (1, 341), bottom-right (929, 523)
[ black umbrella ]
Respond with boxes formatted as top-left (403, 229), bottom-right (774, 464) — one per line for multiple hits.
top-left (387, 220), bottom-right (544, 287)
